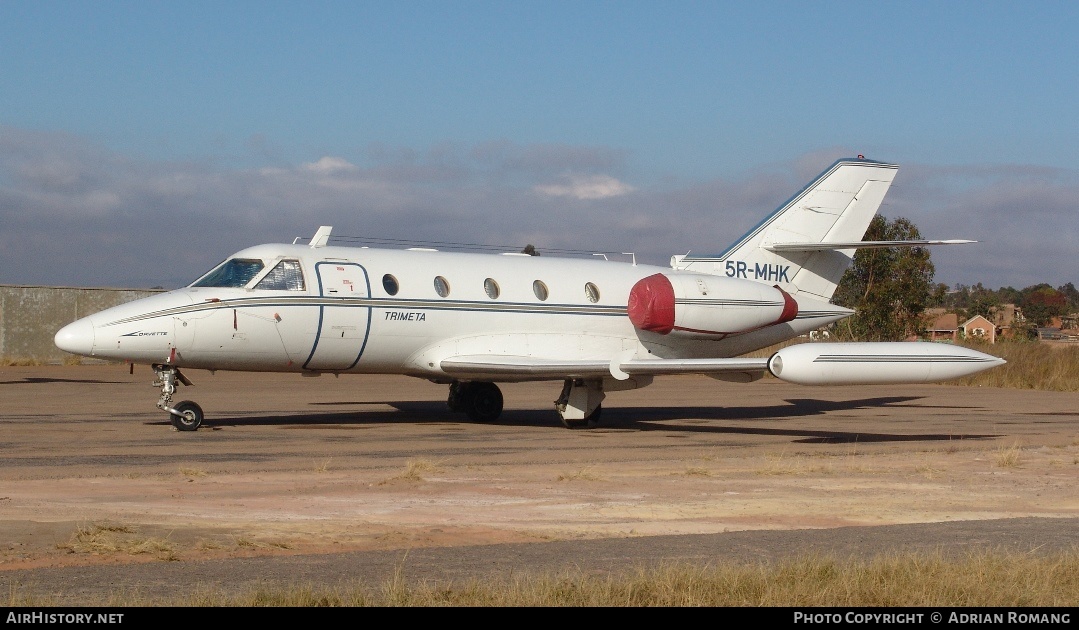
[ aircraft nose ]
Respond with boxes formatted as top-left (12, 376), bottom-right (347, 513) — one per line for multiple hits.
top-left (54, 318), bottom-right (96, 357)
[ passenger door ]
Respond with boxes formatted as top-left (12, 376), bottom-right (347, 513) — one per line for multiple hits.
top-left (303, 262), bottom-right (371, 371)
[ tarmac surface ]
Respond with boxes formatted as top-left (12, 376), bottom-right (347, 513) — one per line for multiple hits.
top-left (1, 364), bottom-right (1077, 604)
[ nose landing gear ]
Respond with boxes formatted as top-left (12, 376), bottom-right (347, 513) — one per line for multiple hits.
top-left (153, 364), bottom-right (202, 431)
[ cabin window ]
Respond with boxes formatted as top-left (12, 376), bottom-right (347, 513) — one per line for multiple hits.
top-left (191, 259), bottom-right (265, 288)
top-left (484, 278), bottom-right (500, 299)
top-left (584, 282), bottom-right (600, 303)
top-left (434, 276), bottom-right (451, 297)
top-left (254, 260), bottom-right (306, 291)
top-left (533, 280), bottom-right (549, 301)
top-left (382, 274), bottom-right (400, 296)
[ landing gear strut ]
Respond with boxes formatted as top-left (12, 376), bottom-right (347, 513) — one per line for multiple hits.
top-left (447, 380), bottom-right (504, 422)
top-left (153, 364), bottom-right (202, 431)
top-left (555, 378), bottom-right (604, 429)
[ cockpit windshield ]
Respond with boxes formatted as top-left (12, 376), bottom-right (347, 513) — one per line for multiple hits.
top-left (254, 260), bottom-right (306, 291)
top-left (190, 259), bottom-right (265, 288)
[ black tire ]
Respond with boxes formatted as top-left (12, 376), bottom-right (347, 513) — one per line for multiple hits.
top-left (466, 382), bottom-right (503, 423)
top-left (170, 400), bottom-right (204, 431)
top-left (560, 404), bottom-right (602, 429)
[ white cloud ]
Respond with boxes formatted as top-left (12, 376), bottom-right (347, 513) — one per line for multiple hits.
top-left (533, 174), bottom-right (636, 200)
top-left (302, 156), bottom-right (359, 173)
top-left (1, 127), bottom-right (1075, 290)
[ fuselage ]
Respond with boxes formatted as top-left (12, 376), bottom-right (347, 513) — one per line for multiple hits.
top-left (54, 242), bottom-right (851, 380)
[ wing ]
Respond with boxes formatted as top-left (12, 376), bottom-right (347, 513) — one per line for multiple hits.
top-left (439, 342), bottom-right (1004, 386)
top-left (439, 355), bottom-right (769, 381)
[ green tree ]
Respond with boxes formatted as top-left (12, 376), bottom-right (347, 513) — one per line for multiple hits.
top-left (832, 216), bottom-right (936, 341)
top-left (927, 282), bottom-right (950, 308)
top-left (1057, 282), bottom-right (1079, 310)
top-left (964, 282), bottom-right (1000, 320)
top-left (996, 286), bottom-right (1022, 307)
top-left (521, 244), bottom-right (540, 256)
top-left (947, 283), bottom-right (971, 311)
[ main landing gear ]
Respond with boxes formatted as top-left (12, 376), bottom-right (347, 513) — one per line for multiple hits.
top-left (446, 378), bottom-right (606, 429)
top-left (447, 380), bottom-right (504, 422)
top-left (153, 364), bottom-right (203, 431)
top-left (554, 378), bottom-right (604, 429)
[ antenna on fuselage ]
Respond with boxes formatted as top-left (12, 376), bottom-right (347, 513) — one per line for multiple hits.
top-left (310, 226), bottom-right (333, 248)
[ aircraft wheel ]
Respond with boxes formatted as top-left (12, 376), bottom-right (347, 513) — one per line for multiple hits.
top-left (466, 383), bottom-right (503, 422)
top-left (170, 400), bottom-right (204, 432)
top-left (559, 404), bottom-right (602, 429)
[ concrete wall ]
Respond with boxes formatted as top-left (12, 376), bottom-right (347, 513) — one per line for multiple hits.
top-left (0, 285), bottom-right (164, 364)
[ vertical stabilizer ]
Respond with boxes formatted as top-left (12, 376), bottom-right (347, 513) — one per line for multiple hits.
top-left (674, 158), bottom-right (898, 302)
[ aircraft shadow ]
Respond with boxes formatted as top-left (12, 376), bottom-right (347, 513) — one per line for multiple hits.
top-left (0, 377), bottom-right (129, 385)
top-left (160, 395), bottom-right (1001, 443)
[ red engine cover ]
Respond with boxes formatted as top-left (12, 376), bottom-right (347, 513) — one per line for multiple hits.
top-left (627, 273), bottom-right (676, 334)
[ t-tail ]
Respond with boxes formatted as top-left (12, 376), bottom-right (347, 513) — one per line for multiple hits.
top-left (672, 157), bottom-right (971, 303)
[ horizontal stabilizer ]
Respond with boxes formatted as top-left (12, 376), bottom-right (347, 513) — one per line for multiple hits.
top-left (764, 239), bottom-right (975, 252)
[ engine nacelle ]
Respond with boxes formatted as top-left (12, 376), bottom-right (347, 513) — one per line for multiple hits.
top-left (768, 342), bottom-right (1006, 385)
top-left (628, 272), bottom-right (797, 338)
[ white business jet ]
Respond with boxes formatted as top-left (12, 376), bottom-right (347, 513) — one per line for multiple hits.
top-left (54, 157), bottom-right (1003, 431)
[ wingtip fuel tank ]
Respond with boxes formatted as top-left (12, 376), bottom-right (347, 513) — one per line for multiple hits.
top-left (768, 342), bottom-right (1006, 386)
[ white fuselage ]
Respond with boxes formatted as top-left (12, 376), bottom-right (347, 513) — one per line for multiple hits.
top-left (54, 242), bottom-right (849, 381)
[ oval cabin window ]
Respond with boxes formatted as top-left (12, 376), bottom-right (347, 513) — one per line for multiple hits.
top-left (484, 278), bottom-right (500, 299)
top-left (382, 274), bottom-right (399, 296)
top-left (434, 276), bottom-right (451, 297)
top-left (533, 280), bottom-right (549, 301)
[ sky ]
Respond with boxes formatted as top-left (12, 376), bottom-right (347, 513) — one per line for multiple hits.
top-left (1, 1), bottom-right (1076, 291)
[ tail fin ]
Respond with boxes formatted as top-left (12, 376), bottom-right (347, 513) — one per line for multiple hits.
top-left (673, 158), bottom-right (898, 302)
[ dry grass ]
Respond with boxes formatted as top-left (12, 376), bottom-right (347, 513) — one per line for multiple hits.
top-left (756, 450), bottom-right (807, 476)
top-left (14, 549), bottom-right (1078, 606)
top-left (747, 338), bottom-right (1079, 392)
top-left (995, 442), bottom-right (1023, 469)
top-left (227, 549), bottom-right (1079, 606)
top-left (56, 522), bottom-right (178, 561)
top-left (0, 357), bottom-right (46, 366)
top-left (235, 537), bottom-right (293, 550)
top-left (379, 458), bottom-right (443, 484)
top-left (952, 341), bottom-right (1079, 392)
top-left (178, 466), bottom-right (208, 479)
top-left (556, 466), bottom-right (603, 482)
top-left (915, 455), bottom-right (944, 479)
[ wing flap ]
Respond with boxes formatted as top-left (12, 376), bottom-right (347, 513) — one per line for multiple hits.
top-left (440, 355), bottom-right (770, 380)
top-left (440, 356), bottom-right (611, 378)
top-left (621, 358), bottom-right (769, 375)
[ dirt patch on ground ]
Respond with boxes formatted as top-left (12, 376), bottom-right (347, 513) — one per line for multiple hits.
top-left (2, 365), bottom-right (1078, 573)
